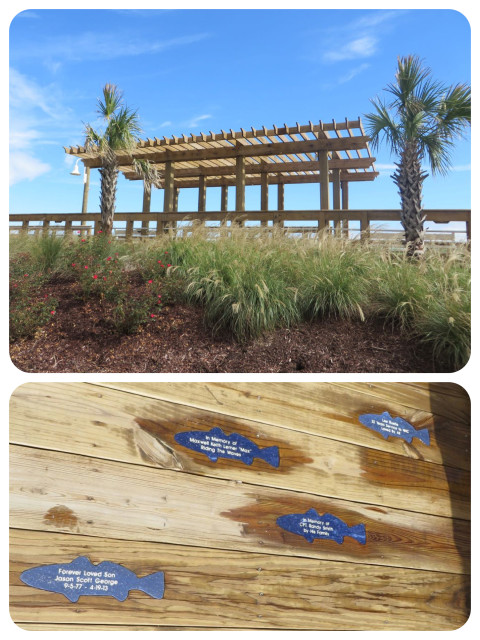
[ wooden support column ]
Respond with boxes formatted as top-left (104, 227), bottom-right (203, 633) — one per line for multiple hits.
top-left (235, 154), bottom-right (246, 226)
top-left (235, 155), bottom-right (245, 211)
top-left (159, 160), bottom-right (174, 235)
top-left (341, 180), bottom-right (349, 237)
top-left (198, 175), bottom-right (206, 212)
top-left (173, 188), bottom-right (179, 212)
top-left (341, 181), bottom-right (349, 209)
top-left (318, 150), bottom-right (330, 210)
top-left (332, 167), bottom-right (341, 235)
top-left (141, 182), bottom-right (151, 236)
top-left (261, 169), bottom-right (269, 227)
top-left (221, 185), bottom-right (228, 211)
top-left (274, 182), bottom-right (284, 228)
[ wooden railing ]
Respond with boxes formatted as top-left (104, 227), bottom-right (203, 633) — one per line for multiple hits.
top-left (9, 209), bottom-right (471, 242)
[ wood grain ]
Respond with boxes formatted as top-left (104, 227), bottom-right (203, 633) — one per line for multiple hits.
top-left (89, 382), bottom-right (470, 470)
top-left (9, 383), bottom-right (470, 519)
top-left (10, 445), bottom-right (469, 574)
top-left (10, 529), bottom-right (469, 630)
top-left (9, 382), bottom-right (470, 631)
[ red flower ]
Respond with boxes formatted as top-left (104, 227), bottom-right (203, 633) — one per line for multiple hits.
top-left (81, 239), bottom-right (86, 243)
top-left (107, 257), bottom-right (111, 261)
top-left (150, 313), bottom-right (156, 318)
top-left (71, 263), bottom-right (76, 267)
top-left (148, 279), bottom-right (153, 284)
top-left (84, 265), bottom-right (88, 269)
top-left (167, 264), bottom-right (171, 267)
top-left (93, 275), bottom-right (98, 279)
top-left (50, 310), bottom-right (55, 315)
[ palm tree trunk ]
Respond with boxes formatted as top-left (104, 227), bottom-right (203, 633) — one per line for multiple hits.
top-left (99, 163), bottom-right (118, 234)
top-left (392, 143), bottom-right (428, 257)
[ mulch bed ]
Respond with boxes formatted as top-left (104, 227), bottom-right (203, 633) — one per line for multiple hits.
top-left (10, 280), bottom-right (443, 373)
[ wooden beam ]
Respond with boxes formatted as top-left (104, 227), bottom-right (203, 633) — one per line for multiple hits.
top-left (141, 181), bottom-right (151, 236)
top-left (160, 172), bottom-right (378, 190)
top-left (122, 158), bottom-right (376, 181)
top-left (82, 136), bottom-right (371, 168)
top-left (318, 150), bottom-right (329, 210)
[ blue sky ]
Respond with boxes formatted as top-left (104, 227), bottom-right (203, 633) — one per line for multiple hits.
top-left (9, 8), bottom-right (471, 218)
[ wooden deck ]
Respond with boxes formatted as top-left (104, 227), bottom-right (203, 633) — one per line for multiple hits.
top-left (9, 382), bottom-right (470, 631)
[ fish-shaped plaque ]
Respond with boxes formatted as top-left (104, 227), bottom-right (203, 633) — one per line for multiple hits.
top-left (277, 508), bottom-right (366, 544)
top-left (20, 556), bottom-right (165, 602)
top-left (359, 411), bottom-right (430, 445)
top-left (174, 426), bottom-right (280, 467)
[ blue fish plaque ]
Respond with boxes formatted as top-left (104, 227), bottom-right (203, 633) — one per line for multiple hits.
top-left (359, 411), bottom-right (430, 445)
top-left (277, 508), bottom-right (366, 544)
top-left (20, 556), bottom-right (165, 602)
top-left (174, 426), bottom-right (280, 467)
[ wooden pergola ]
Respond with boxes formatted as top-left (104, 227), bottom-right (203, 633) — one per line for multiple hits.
top-left (65, 119), bottom-right (378, 217)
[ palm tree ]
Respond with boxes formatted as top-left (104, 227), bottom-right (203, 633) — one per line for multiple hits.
top-left (84, 84), bottom-right (160, 234)
top-left (365, 56), bottom-right (470, 256)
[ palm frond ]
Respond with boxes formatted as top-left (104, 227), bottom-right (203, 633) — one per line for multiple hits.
top-left (364, 98), bottom-right (401, 154)
top-left (97, 83), bottom-right (123, 120)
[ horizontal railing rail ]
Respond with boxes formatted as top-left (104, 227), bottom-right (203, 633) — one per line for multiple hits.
top-left (9, 209), bottom-right (471, 241)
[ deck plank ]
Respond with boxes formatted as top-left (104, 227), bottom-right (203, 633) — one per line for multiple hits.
top-left (90, 382), bottom-right (469, 469)
top-left (9, 383), bottom-right (469, 519)
top-left (10, 530), bottom-right (469, 630)
top-left (10, 445), bottom-right (469, 574)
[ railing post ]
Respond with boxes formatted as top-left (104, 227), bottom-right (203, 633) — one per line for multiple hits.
top-left (359, 212), bottom-right (370, 241)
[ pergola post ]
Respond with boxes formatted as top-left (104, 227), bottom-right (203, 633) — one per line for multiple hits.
top-left (341, 180), bottom-right (349, 209)
top-left (341, 180), bottom-right (349, 237)
top-left (159, 160), bottom-right (174, 235)
top-left (198, 175), bottom-right (206, 212)
top-left (274, 181), bottom-right (284, 228)
top-left (235, 154), bottom-right (245, 226)
top-left (318, 150), bottom-right (330, 210)
top-left (221, 185), bottom-right (228, 211)
top-left (261, 168), bottom-right (269, 227)
top-left (173, 187), bottom-right (179, 212)
top-left (142, 181), bottom-right (151, 236)
top-left (332, 167), bottom-right (341, 235)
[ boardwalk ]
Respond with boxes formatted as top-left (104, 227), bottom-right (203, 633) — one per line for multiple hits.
top-left (10, 382), bottom-right (470, 630)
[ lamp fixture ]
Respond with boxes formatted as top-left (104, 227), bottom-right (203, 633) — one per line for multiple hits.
top-left (70, 159), bottom-right (81, 176)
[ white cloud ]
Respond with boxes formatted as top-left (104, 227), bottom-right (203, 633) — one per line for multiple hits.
top-left (12, 31), bottom-right (210, 69)
top-left (10, 68), bottom-right (81, 184)
top-left (187, 114), bottom-right (212, 129)
top-left (338, 63), bottom-right (371, 84)
top-left (451, 164), bottom-right (471, 172)
top-left (10, 151), bottom-right (50, 185)
top-left (324, 36), bottom-right (378, 62)
top-left (311, 10), bottom-right (406, 67)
